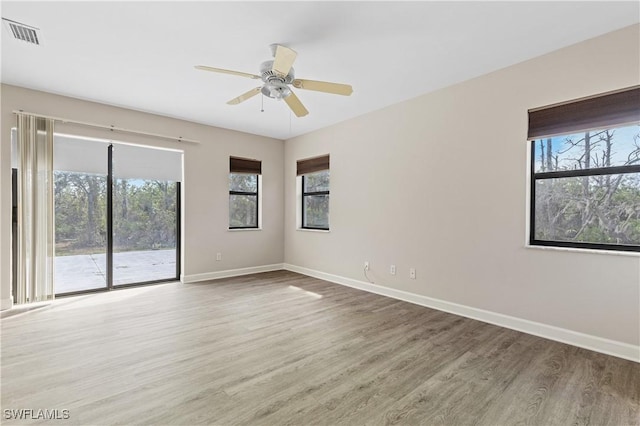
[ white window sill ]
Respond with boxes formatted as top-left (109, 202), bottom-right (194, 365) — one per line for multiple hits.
top-left (228, 228), bottom-right (262, 232)
top-left (297, 228), bottom-right (330, 233)
top-left (525, 244), bottom-right (640, 258)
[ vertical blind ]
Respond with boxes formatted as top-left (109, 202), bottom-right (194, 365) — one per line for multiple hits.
top-left (528, 86), bottom-right (640, 139)
top-left (296, 154), bottom-right (330, 175)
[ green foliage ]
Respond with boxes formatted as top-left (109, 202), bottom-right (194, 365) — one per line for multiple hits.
top-left (303, 195), bottom-right (329, 228)
top-left (303, 170), bottom-right (329, 192)
top-left (113, 180), bottom-right (177, 251)
top-left (534, 127), bottom-right (640, 246)
top-left (54, 173), bottom-right (107, 253)
top-left (229, 174), bottom-right (257, 192)
top-left (229, 194), bottom-right (257, 227)
top-left (229, 174), bottom-right (258, 227)
top-left (54, 172), bottom-right (177, 255)
top-left (303, 170), bottom-right (330, 228)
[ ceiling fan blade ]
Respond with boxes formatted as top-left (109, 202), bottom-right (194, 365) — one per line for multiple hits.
top-left (272, 45), bottom-right (297, 77)
top-left (292, 79), bottom-right (353, 96)
top-left (227, 87), bottom-right (262, 105)
top-left (284, 91), bottom-right (309, 117)
top-left (195, 65), bottom-right (260, 80)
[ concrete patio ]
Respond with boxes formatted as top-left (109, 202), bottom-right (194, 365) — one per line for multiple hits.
top-left (54, 249), bottom-right (177, 294)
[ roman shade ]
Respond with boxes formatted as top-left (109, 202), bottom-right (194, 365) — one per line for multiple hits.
top-left (54, 134), bottom-right (109, 175)
top-left (230, 156), bottom-right (262, 174)
top-left (52, 134), bottom-right (183, 182)
top-left (112, 143), bottom-right (182, 182)
top-left (296, 154), bottom-right (330, 175)
top-left (528, 86), bottom-right (640, 140)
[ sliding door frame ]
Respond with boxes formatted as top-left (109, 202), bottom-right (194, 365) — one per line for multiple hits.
top-left (106, 144), bottom-right (114, 289)
top-left (55, 143), bottom-right (181, 297)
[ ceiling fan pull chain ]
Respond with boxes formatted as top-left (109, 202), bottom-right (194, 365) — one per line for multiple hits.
top-left (261, 94), bottom-right (264, 113)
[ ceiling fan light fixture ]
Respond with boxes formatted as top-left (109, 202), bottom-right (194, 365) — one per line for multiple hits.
top-left (261, 81), bottom-right (291, 100)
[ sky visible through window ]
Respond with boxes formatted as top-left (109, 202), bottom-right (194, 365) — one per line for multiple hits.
top-left (533, 125), bottom-right (639, 172)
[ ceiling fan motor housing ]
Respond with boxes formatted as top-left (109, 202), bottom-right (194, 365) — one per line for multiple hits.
top-left (260, 60), bottom-right (294, 99)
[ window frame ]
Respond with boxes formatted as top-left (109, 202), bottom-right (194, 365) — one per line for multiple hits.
top-left (228, 173), bottom-right (259, 230)
top-left (527, 86), bottom-right (640, 253)
top-left (301, 173), bottom-right (330, 231)
top-left (529, 139), bottom-right (640, 253)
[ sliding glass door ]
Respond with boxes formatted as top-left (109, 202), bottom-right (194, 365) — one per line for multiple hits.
top-left (53, 135), bottom-right (109, 293)
top-left (49, 134), bottom-right (181, 295)
top-left (111, 144), bottom-right (181, 286)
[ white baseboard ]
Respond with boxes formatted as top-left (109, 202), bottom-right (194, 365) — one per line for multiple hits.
top-left (183, 263), bottom-right (284, 284)
top-left (283, 263), bottom-right (640, 363)
top-left (1, 297), bottom-right (13, 311)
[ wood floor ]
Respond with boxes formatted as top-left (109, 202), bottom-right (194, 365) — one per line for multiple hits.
top-left (1, 271), bottom-right (638, 425)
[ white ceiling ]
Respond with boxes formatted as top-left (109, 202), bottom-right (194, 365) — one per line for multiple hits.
top-left (1, 1), bottom-right (638, 140)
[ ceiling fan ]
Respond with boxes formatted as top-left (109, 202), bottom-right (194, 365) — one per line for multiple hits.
top-left (195, 44), bottom-right (353, 117)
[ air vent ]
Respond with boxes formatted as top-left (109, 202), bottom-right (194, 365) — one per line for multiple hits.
top-left (2, 18), bottom-right (40, 45)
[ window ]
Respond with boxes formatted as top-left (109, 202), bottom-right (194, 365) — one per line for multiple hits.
top-left (528, 87), bottom-right (640, 252)
top-left (297, 155), bottom-right (330, 230)
top-left (229, 157), bottom-right (261, 229)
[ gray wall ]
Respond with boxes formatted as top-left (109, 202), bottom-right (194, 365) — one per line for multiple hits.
top-left (284, 25), bottom-right (640, 347)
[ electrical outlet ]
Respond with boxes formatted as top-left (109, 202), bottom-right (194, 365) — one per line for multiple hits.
top-left (409, 268), bottom-right (416, 279)
top-left (216, 253), bottom-right (222, 261)
top-left (364, 261), bottom-right (370, 271)
top-left (390, 265), bottom-right (396, 275)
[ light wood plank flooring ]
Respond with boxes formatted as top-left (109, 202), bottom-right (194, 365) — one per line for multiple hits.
top-left (1, 271), bottom-right (638, 425)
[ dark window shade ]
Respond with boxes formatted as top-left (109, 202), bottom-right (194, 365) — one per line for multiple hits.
top-left (528, 86), bottom-right (640, 140)
top-left (230, 156), bottom-right (261, 174)
top-left (297, 154), bottom-right (330, 176)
